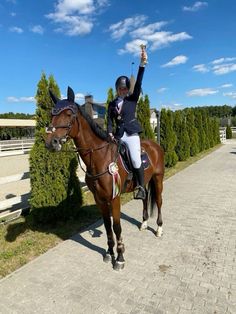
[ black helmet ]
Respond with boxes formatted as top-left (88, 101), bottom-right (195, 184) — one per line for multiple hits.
top-left (115, 76), bottom-right (130, 90)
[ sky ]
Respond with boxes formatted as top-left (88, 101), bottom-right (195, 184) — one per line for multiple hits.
top-left (0, 0), bottom-right (236, 114)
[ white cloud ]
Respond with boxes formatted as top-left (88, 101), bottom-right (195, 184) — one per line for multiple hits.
top-left (183, 1), bottom-right (208, 12)
top-left (130, 21), bottom-right (169, 38)
top-left (118, 39), bottom-right (148, 55)
top-left (30, 25), bottom-right (44, 35)
top-left (109, 15), bottom-right (147, 40)
top-left (9, 26), bottom-right (23, 33)
top-left (187, 88), bottom-right (219, 97)
top-left (162, 55), bottom-right (188, 68)
top-left (212, 63), bottom-right (236, 75)
top-left (211, 57), bottom-right (236, 64)
top-left (157, 87), bottom-right (168, 93)
top-left (46, 0), bottom-right (109, 36)
top-left (7, 96), bottom-right (35, 103)
top-left (192, 64), bottom-right (209, 73)
top-left (75, 92), bottom-right (85, 101)
top-left (220, 84), bottom-right (233, 88)
top-left (223, 92), bottom-right (236, 99)
top-left (108, 15), bottom-right (192, 55)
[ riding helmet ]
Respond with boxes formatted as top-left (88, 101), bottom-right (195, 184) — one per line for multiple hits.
top-left (115, 76), bottom-right (130, 90)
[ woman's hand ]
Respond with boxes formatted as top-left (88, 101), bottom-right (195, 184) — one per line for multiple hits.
top-left (140, 44), bottom-right (148, 66)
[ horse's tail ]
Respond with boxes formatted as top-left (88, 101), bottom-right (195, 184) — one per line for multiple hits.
top-left (147, 178), bottom-right (157, 217)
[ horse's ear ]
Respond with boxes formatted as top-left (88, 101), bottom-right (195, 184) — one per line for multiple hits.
top-left (49, 89), bottom-right (60, 104)
top-left (67, 86), bottom-right (75, 102)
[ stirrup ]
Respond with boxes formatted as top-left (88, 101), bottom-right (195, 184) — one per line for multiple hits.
top-left (134, 186), bottom-right (146, 200)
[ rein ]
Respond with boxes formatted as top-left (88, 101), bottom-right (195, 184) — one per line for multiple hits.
top-left (47, 107), bottom-right (120, 180)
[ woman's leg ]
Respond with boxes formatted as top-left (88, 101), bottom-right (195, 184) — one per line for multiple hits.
top-left (121, 132), bottom-right (146, 199)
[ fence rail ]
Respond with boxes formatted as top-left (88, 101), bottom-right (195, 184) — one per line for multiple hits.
top-left (0, 172), bottom-right (30, 224)
top-left (219, 127), bottom-right (226, 143)
top-left (0, 170), bottom-right (86, 224)
top-left (0, 139), bottom-right (34, 157)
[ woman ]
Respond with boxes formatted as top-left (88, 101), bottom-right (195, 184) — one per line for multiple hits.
top-left (107, 47), bottom-right (148, 199)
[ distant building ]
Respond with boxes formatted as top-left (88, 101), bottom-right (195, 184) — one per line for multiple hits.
top-left (81, 95), bottom-right (106, 128)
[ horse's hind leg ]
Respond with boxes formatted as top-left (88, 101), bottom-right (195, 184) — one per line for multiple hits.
top-left (111, 196), bottom-right (125, 271)
top-left (153, 173), bottom-right (164, 237)
top-left (140, 197), bottom-right (149, 231)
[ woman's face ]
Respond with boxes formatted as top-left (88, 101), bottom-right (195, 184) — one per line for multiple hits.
top-left (117, 87), bottom-right (129, 98)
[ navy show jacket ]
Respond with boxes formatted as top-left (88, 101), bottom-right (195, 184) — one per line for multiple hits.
top-left (107, 66), bottom-right (145, 138)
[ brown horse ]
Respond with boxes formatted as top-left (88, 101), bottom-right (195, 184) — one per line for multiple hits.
top-left (45, 87), bottom-right (164, 271)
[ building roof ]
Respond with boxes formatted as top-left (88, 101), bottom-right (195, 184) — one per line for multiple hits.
top-left (0, 119), bottom-right (36, 128)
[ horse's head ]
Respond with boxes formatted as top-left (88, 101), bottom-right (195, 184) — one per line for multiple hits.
top-left (45, 86), bottom-right (78, 151)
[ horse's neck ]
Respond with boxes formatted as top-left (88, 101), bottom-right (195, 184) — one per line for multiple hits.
top-left (73, 114), bottom-right (107, 165)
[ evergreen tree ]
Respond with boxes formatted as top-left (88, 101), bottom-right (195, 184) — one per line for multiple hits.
top-left (29, 73), bottom-right (82, 224)
top-left (201, 109), bottom-right (210, 149)
top-left (185, 108), bottom-right (199, 156)
top-left (104, 87), bottom-right (114, 129)
top-left (173, 111), bottom-right (190, 161)
top-left (160, 109), bottom-right (178, 167)
top-left (226, 125), bottom-right (232, 139)
top-left (137, 95), bottom-right (155, 140)
top-left (194, 110), bottom-right (206, 152)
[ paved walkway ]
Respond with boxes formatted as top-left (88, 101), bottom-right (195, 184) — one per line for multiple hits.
top-left (0, 141), bottom-right (235, 314)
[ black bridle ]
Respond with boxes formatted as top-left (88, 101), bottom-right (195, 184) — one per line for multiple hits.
top-left (46, 105), bottom-right (120, 180)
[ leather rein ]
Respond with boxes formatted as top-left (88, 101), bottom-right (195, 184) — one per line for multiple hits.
top-left (46, 112), bottom-right (119, 180)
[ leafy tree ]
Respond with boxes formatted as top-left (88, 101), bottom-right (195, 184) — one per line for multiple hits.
top-left (160, 109), bottom-right (178, 167)
top-left (29, 72), bottom-right (82, 224)
top-left (137, 95), bottom-right (155, 140)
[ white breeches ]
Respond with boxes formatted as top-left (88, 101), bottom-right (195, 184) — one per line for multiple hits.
top-left (121, 132), bottom-right (141, 168)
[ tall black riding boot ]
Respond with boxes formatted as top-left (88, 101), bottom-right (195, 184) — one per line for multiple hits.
top-left (133, 166), bottom-right (146, 200)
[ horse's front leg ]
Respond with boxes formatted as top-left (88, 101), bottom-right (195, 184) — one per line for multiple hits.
top-left (96, 199), bottom-right (115, 264)
top-left (111, 196), bottom-right (125, 271)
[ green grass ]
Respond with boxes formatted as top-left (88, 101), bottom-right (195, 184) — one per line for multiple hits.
top-left (0, 144), bottom-right (221, 279)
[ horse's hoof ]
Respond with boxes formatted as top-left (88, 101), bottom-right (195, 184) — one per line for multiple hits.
top-left (103, 253), bottom-right (114, 263)
top-left (113, 261), bottom-right (125, 271)
top-left (156, 226), bottom-right (163, 237)
top-left (140, 221), bottom-right (148, 231)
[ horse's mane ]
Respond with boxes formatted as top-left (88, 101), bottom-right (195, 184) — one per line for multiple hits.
top-left (76, 103), bottom-right (109, 141)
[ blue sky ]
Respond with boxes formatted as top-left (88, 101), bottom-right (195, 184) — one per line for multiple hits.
top-left (0, 0), bottom-right (236, 114)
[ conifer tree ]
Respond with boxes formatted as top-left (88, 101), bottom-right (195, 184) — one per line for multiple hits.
top-left (137, 95), bottom-right (155, 140)
top-left (194, 109), bottom-right (206, 152)
top-left (185, 108), bottom-right (199, 156)
top-left (226, 125), bottom-right (232, 139)
top-left (29, 73), bottom-right (82, 224)
top-left (104, 87), bottom-right (114, 129)
top-left (160, 109), bottom-right (178, 167)
top-left (173, 111), bottom-right (190, 161)
top-left (201, 109), bottom-right (210, 149)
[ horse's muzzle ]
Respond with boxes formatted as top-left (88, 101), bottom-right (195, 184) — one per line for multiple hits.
top-left (45, 137), bottom-right (62, 152)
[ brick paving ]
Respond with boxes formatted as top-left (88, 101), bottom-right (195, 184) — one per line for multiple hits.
top-left (0, 140), bottom-right (235, 313)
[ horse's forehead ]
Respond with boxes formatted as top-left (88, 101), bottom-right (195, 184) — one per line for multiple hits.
top-left (52, 100), bottom-right (77, 116)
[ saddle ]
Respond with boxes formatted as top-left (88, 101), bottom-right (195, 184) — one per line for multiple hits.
top-left (118, 141), bottom-right (150, 174)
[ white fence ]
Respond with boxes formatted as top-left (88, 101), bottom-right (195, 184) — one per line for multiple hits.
top-left (0, 139), bottom-right (34, 157)
top-left (219, 127), bottom-right (226, 143)
top-left (0, 172), bottom-right (30, 224)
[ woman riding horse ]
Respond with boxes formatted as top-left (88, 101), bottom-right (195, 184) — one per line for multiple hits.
top-left (107, 45), bottom-right (148, 200)
top-left (45, 47), bottom-right (164, 271)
